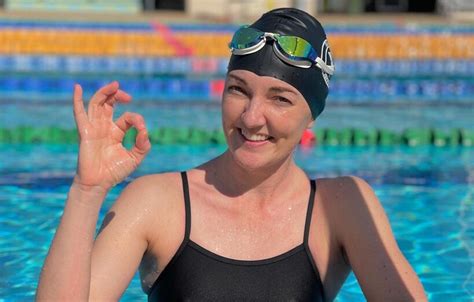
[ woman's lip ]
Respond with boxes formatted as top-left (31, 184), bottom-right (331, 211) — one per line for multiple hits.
top-left (240, 128), bottom-right (272, 140)
top-left (238, 129), bottom-right (273, 146)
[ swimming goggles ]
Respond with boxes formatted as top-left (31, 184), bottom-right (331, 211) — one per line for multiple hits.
top-left (229, 26), bottom-right (334, 76)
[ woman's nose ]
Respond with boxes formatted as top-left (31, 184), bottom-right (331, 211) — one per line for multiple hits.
top-left (241, 98), bottom-right (266, 129)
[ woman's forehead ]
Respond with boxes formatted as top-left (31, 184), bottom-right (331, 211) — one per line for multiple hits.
top-left (227, 70), bottom-right (301, 95)
top-left (226, 70), bottom-right (313, 119)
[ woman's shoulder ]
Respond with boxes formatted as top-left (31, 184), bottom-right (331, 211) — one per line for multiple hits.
top-left (315, 175), bottom-right (382, 223)
top-left (316, 175), bottom-right (374, 197)
top-left (125, 172), bottom-right (182, 193)
top-left (126, 171), bottom-right (182, 189)
top-left (109, 172), bottom-right (185, 222)
top-left (316, 175), bottom-right (390, 242)
top-left (103, 171), bottom-right (186, 244)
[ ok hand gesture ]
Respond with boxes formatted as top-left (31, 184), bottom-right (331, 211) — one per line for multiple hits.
top-left (72, 81), bottom-right (151, 192)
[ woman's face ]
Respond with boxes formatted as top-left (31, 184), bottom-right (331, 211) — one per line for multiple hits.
top-left (222, 70), bottom-right (314, 171)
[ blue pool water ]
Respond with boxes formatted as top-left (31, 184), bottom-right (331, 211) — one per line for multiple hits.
top-left (1, 137), bottom-right (473, 301)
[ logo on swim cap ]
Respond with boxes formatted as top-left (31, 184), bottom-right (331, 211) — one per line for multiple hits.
top-left (320, 39), bottom-right (334, 88)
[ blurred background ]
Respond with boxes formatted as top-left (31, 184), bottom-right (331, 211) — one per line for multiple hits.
top-left (0, 0), bottom-right (473, 301)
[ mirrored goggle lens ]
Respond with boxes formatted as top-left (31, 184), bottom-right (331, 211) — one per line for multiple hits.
top-left (275, 35), bottom-right (316, 61)
top-left (229, 27), bottom-right (264, 49)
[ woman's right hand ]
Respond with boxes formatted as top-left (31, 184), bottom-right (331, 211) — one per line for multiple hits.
top-left (72, 81), bottom-right (151, 192)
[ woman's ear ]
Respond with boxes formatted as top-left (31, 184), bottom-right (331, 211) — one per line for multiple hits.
top-left (306, 119), bottom-right (315, 129)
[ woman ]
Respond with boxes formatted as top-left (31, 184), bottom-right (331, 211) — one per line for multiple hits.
top-left (37, 8), bottom-right (427, 301)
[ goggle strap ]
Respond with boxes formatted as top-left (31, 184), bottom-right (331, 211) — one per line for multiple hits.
top-left (315, 57), bottom-right (335, 75)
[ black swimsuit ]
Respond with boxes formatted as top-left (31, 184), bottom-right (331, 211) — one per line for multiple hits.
top-left (148, 172), bottom-right (325, 301)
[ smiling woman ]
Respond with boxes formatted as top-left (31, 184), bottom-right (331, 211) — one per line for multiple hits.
top-left (36, 7), bottom-right (427, 302)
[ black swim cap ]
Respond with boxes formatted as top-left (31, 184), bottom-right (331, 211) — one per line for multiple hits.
top-left (227, 8), bottom-right (334, 119)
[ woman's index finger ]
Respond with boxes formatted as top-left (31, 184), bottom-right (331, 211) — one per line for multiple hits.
top-left (89, 81), bottom-right (120, 107)
top-left (73, 84), bottom-right (88, 128)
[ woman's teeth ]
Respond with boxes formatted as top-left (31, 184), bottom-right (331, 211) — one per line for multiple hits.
top-left (241, 129), bottom-right (270, 141)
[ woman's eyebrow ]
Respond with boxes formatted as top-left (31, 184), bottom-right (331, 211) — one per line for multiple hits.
top-left (268, 87), bottom-right (297, 96)
top-left (227, 74), bottom-right (248, 86)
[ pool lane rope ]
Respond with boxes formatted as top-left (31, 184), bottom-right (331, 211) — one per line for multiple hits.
top-left (0, 127), bottom-right (472, 147)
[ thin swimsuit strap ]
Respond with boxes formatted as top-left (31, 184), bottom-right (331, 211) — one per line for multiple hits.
top-left (303, 178), bottom-right (321, 296)
top-left (304, 179), bottom-right (317, 245)
top-left (180, 171), bottom-right (191, 241)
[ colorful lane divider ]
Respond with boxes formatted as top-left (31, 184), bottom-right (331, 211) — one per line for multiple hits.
top-left (1, 28), bottom-right (474, 59)
top-left (0, 76), bottom-right (472, 102)
top-left (1, 55), bottom-right (474, 77)
top-left (0, 127), bottom-right (472, 147)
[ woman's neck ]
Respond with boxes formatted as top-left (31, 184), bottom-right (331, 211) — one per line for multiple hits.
top-left (204, 150), bottom-right (308, 205)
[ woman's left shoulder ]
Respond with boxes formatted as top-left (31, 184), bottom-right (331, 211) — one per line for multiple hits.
top-left (315, 175), bottom-right (386, 227)
top-left (316, 175), bottom-right (377, 204)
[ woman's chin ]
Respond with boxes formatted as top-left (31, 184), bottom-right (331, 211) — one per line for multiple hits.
top-left (230, 149), bottom-right (280, 173)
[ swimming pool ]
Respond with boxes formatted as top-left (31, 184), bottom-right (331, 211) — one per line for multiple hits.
top-left (1, 102), bottom-right (473, 301)
top-left (1, 16), bottom-right (473, 301)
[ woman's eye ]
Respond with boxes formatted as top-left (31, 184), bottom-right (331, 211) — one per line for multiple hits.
top-left (275, 96), bottom-right (292, 105)
top-left (227, 85), bottom-right (245, 94)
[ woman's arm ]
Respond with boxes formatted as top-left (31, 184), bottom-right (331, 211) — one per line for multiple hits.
top-left (336, 176), bottom-right (427, 301)
top-left (36, 82), bottom-right (151, 300)
top-left (36, 184), bottom-right (107, 300)
top-left (88, 174), bottom-right (173, 300)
